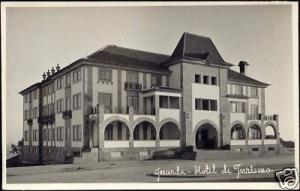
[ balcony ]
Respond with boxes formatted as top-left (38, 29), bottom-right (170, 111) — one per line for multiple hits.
top-left (38, 114), bottom-right (55, 124)
top-left (226, 93), bottom-right (248, 99)
top-left (124, 82), bottom-right (142, 91)
top-left (62, 110), bottom-right (72, 119)
top-left (247, 114), bottom-right (277, 121)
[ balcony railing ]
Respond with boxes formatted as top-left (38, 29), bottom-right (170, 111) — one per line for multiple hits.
top-left (247, 114), bottom-right (277, 121)
top-left (124, 82), bottom-right (142, 90)
top-left (62, 110), bottom-right (72, 119)
top-left (38, 114), bottom-right (55, 124)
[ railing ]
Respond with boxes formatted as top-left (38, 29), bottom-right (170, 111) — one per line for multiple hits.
top-left (38, 114), bottom-right (55, 124)
top-left (247, 114), bottom-right (277, 121)
top-left (62, 110), bottom-right (72, 119)
top-left (226, 93), bottom-right (248, 98)
top-left (124, 82), bottom-right (142, 90)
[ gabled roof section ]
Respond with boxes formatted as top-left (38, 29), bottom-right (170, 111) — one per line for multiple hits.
top-left (86, 45), bottom-right (171, 73)
top-left (228, 69), bottom-right (270, 87)
top-left (168, 32), bottom-right (233, 66)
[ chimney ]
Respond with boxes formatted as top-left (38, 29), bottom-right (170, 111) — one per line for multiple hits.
top-left (42, 72), bottom-right (46, 80)
top-left (238, 61), bottom-right (249, 75)
top-left (51, 67), bottom-right (56, 74)
top-left (46, 70), bottom-right (51, 78)
top-left (56, 64), bottom-right (60, 72)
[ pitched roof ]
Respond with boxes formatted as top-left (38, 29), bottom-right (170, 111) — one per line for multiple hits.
top-left (169, 32), bottom-right (232, 66)
top-left (86, 45), bottom-right (170, 72)
top-left (227, 69), bottom-right (269, 87)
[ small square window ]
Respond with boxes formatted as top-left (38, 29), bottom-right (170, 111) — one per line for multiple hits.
top-left (203, 76), bottom-right (209, 84)
top-left (195, 74), bottom-right (201, 83)
top-left (252, 147), bottom-right (259, 151)
top-left (211, 77), bottom-right (217, 85)
top-left (268, 147), bottom-right (275, 151)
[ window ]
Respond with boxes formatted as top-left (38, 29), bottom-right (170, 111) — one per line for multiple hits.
top-left (73, 68), bottom-right (82, 83)
top-left (127, 95), bottom-right (138, 113)
top-left (65, 127), bottom-right (69, 141)
top-left (166, 76), bottom-right (170, 87)
top-left (252, 147), bottom-right (259, 151)
top-left (159, 96), bottom-right (169, 108)
top-left (268, 147), bottom-right (275, 151)
top-left (99, 67), bottom-right (112, 81)
top-left (203, 75), bottom-right (209, 84)
top-left (210, 100), bottom-right (218, 111)
top-left (65, 74), bottom-right (71, 86)
top-left (230, 101), bottom-right (246, 113)
top-left (127, 71), bottom-right (138, 83)
top-left (73, 93), bottom-right (82, 110)
top-left (250, 87), bottom-right (258, 97)
top-left (57, 99), bottom-right (64, 113)
top-left (105, 124), bottom-right (113, 140)
top-left (29, 92), bottom-right (32, 102)
top-left (202, 99), bottom-right (209, 110)
top-left (143, 126), bottom-right (147, 140)
top-left (195, 98), bottom-right (218, 111)
top-left (195, 74), bottom-right (201, 83)
top-left (32, 107), bottom-right (38, 118)
top-left (151, 74), bottom-right (162, 87)
top-left (211, 77), bottom-right (217, 85)
top-left (24, 130), bottom-right (28, 141)
top-left (73, 125), bottom-right (82, 141)
top-left (99, 93), bottom-right (112, 113)
top-left (170, 97), bottom-right (179, 109)
top-left (24, 110), bottom-right (28, 120)
top-left (251, 105), bottom-right (259, 114)
top-left (48, 103), bottom-right (55, 114)
top-left (52, 128), bottom-right (55, 141)
top-left (47, 128), bottom-right (50, 141)
top-left (57, 77), bottom-right (63, 90)
top-left (111, 151), bottom-right (123, 158)
top-left (139, 151), bottom-right (149, 156)
top-left (32, 90), bottom-right (37, 100)
top-left (236, 85), bottom-right (243, 95)
top-left (57, 127), bottom-right (64, 141)
top-left (33, 130), bottom-right (37, 141)
top-left (43, 129), bottom-right (46, 140)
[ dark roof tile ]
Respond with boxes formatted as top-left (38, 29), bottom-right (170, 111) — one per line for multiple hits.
top-left (228, 69), bottom-right (269, 87)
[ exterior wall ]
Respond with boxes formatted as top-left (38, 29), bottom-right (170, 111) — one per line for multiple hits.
top-left (168, 64), bottom-right (181, 89)
top-left (182, 62), bottom-right (221, 147)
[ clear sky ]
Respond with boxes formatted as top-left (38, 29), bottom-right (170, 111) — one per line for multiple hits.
top-left (4, 3), bottom-right (297, 146)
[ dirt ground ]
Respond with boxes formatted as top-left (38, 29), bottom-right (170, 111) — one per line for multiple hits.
top-left (6, 153), bottom-right (295, 184)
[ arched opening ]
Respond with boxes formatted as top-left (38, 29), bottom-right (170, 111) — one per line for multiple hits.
top-left (231, 124), bottom-right (246, 140)
top-left (133, 121), bottom-right (156, 140)
top-left (104, 120), bottom-right (130, 140)
top-left (195, 123), bottom-right (218, 149)
top-left (248, 125), bottom-right (262, 139)
top-left (159, 122), bottom-right (180, 140)
top-left (265, 125), bottom-right (277, 139)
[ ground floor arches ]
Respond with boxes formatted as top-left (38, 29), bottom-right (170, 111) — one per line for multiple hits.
top-left (104, 120), bottom-right (130, 140)
top-left (159, 122), bottom-right (180, 140)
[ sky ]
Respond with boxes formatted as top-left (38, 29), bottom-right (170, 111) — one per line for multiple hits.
top-left (4, 3), bottom-right (297, 147)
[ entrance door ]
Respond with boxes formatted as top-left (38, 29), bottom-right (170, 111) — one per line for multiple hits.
top-left (196, 123), bottom-right (218, 149)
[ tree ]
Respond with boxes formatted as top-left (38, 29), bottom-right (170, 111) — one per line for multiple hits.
top-left (9, 138), bottom-right (23, 155)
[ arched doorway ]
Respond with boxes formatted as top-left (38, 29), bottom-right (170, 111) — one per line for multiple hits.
top-left (104, 120), bottom-right (130, 140)
top-left (231, 124), bottom-right (246, 140)
top-left (159, 122), bottom-right (180, 140)
top-left (133, 121), bottom-right (156, 140)
top-left (265, 125), bottom-right (277, 139)
top-left (195, 123), bottom-right (218, 149)
top-left (248, 125), bottom-right (262, 139)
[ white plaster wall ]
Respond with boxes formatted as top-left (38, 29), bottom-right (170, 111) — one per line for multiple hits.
top-left (264, 139), bottom-right (277, 144)
top-left (133, 141), bottom-right (156, 147)
top-left (160, 140), bottom-right (180, 147)
top-left (104, 114), bottom-right (129, 122)
top-left (230, 113), bottom-right (246, 123)
top-left (104, 140), bottom-right (130, 148)
top-left (230, 140), bottom-right (246, 145)
top-left (92, 66), bottom-right (118, 107)
top-left (168, 64), bottom-right (181, 89)
top-left (159, 109), bottom-right (180, 123)
top-left (248, 140), bottom-right (262, 145)
top-left (192, 83), bottom-right (220, 131)
top-left (133, 115), bottom-right (155, 121)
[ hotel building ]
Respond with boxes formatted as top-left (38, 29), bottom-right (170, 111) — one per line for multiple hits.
top-left (20, 32), bottom-right (280, 164)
